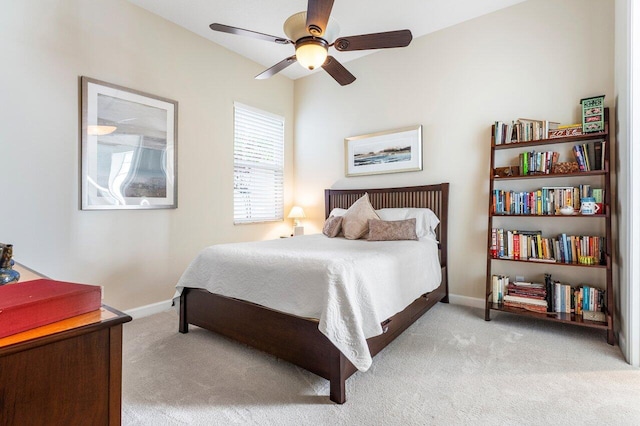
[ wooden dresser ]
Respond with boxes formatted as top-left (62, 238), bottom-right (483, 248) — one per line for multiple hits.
top-left (0, 264), bottom-right (132, 425)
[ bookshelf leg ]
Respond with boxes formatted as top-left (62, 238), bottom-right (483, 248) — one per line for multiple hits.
top-left (607, 328), bottom-right (615, 345)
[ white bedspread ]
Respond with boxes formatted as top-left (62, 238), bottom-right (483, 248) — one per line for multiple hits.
top-left (174, 234), bottom-right (441, 371)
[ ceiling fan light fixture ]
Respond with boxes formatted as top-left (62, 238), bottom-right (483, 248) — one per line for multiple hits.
top-left (295, 38), bottom-right (328, 70)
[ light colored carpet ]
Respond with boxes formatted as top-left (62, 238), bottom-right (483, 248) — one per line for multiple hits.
top-left (122, 303), bottom-right (640, 425)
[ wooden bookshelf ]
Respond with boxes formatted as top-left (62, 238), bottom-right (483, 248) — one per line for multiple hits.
top-left (485, 108), bottom-right (614, 345)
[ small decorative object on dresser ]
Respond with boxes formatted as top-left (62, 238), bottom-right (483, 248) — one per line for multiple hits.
top-left (0, 243), bottom-right (20, 285)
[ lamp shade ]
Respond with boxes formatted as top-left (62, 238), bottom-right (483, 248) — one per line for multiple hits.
top-left (287, 206), bottom-right (306, 219)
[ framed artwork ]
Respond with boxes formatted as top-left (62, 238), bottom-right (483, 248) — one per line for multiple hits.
top-left (80, 76), bottom-right (178, 210)
top-left (344, 125), bottom-right (422, 177)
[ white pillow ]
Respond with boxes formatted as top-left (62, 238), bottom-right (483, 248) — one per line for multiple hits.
top-left (376, 208), bottom-right (440, 240)
top-left (328, 208), bottom-right (348, 217)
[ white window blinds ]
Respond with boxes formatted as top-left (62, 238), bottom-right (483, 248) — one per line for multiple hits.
top-left (233, 102), bottom-right (284, 224)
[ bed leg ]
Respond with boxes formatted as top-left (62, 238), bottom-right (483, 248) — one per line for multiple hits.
top-left (440, 266), bottom-right (450, 304)
top-left (179, 292), bottom-right (189, 334)
top-left (329, 352), bottom-right (346, 404)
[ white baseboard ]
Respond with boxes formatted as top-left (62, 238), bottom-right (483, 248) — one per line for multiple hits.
top-left (123, 294), bottom-right (485, 320)
top-left (447, 294), bottom-right (485, 310)
top-left (125, 299), bottom-right (174, 320)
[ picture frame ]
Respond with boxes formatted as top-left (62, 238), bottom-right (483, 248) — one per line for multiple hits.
top-left (344, 125), bottom-right (422, 177)
top-left (80, 76), bottom-right (178, 210)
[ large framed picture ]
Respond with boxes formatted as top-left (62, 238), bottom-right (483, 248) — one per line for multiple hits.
top-left (344, 125), bottom-right (422, 177)
top-left (80, 77), bottom-right (178, 210)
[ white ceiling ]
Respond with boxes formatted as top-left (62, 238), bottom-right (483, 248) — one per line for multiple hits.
top-left (128, 0), bottom-right (526, 80)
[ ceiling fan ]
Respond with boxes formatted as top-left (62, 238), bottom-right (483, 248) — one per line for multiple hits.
top-left (209, 0), bottom-right (413, 86)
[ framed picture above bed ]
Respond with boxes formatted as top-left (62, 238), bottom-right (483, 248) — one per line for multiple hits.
top-left (344, 125), bottom-right (422, 177)
top-left (80, 76), bottom-right (178, 210)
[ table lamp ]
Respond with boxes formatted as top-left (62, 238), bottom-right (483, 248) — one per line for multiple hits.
top-left (287, 206), bottom-right (306, 236)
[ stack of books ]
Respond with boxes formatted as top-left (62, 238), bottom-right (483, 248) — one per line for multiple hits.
top-left (503, 281), bottom-right (548, 313)
top-left (490, 274), bottom-right (509, 304)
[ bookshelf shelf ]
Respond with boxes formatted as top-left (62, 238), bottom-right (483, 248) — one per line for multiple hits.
top-left (492, 129), bottom-right (607, 150)
top-left (485, 108), bottom-right (614, 345)
top-left (493, 170), bottom-right (607, 181)
top-left (491, 213), bottom-right (607, 218)
top-left (489, 256), bottom-right (608, 268)
top-left (488, 303), bottom-right (610, 330)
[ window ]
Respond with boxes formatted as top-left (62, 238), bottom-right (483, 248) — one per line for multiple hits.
top-left (233, 102), bottom-right (284, 224)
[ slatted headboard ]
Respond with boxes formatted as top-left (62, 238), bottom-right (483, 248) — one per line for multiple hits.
top-left (324, 183), bottom-right (449, 268)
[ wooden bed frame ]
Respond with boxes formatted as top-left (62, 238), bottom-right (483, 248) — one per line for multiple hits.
top-left (179, 183), bottom-right (449, 403)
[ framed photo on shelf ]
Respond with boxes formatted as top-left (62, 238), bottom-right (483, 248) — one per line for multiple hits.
top-left (344, 125), bottom-right (422, 177)
top-left (80, 77), bottom-right (178, 210)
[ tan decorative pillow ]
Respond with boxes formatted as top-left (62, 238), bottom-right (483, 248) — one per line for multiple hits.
top-left (341, 193), bottom-right (380, 240)
top-left (367, 218), bottom-right (418, 241)
top-left (322, 216), bottom-right (343, 238)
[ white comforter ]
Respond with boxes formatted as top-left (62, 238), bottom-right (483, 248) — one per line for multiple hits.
top-left (174, 234), bottom-right (441, 371)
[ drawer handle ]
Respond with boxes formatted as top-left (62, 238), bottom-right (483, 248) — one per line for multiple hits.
top-left (381, 319), bottom-right (392, 333)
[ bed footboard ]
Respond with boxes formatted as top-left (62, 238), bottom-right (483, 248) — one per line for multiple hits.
top-left (178, 272), bottom-right (447, 404)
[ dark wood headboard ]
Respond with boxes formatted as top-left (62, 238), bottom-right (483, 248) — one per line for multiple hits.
top-left (324, 183), bottom-right (449, 268)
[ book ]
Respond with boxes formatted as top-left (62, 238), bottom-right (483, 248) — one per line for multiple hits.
top-left (490, 228), bottom-right (498, 257)
top-left (582, 143), bottom-right (592, 171)
top-left (528, 257), bottom-right (557, 263)
top-left (572, 145), bottom-right (587, 171)
top-left (503, 301), bottom-right (548, 313)
top-left (0, 279), bottom-right (101, 339)
top-left (544, 274), bottom-right (553, 312)
top-left (492, 275), bottom-right (500, 303)
top-left (503, 294), bottom-right (548, 306)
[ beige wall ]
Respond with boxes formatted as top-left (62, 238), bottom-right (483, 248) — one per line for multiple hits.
top-left (293, 0), bottom-right (615, 305)
top-left (0, 0), bottom-right (294, 310)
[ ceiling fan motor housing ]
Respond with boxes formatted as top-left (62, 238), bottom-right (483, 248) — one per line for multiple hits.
top-left (283, 11), bottom-right (340, 43)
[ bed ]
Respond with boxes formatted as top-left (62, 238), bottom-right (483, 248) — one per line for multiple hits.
top-left (177, 183), bottom-right (449, 403)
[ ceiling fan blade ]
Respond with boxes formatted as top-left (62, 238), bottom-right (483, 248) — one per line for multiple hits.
top-left (209, 23), bottom-right (292, 45)
top-left (322, 56), bottom-right (356, 86)
top-left (334, 29), bottom-right (412, 51)
top-left (306, 0), bottom-right (335, 36)
top-left (255, 56), bottom-right (298, 80)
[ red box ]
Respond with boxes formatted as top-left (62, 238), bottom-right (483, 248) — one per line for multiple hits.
top-left (0, 279), bottom-right (101, 339)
